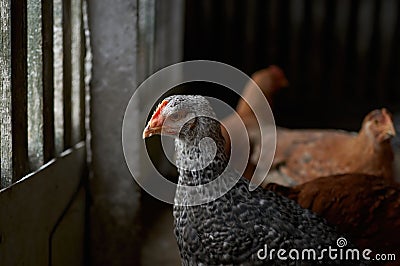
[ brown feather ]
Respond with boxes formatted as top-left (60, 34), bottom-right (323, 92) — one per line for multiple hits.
top-left (265, 174), bottom-right (400, 257)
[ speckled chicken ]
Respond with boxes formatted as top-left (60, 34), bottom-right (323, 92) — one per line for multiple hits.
top-left (254, 108), bottom-right (396, 187)
top-left (143, 95), bottom-right (364, 265)
top-left (265, 173), bottom-right (400, 258)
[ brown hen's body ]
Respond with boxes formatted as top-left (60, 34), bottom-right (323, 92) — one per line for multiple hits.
top-left (265, 173), bottom-right (400, 258)
top-left (253, 108), bottom-right (396, 187)
top-left (221, 65), bottom-right (288, 154)
top-left (275, 126), bottom-right (394, 184)
top-left (221, 66), bottom-right (288, 181)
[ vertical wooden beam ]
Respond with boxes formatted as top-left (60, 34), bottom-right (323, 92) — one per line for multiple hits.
top-left (27, 0), bottom-right (44, 170)
top-left (80, 4), bottom-right (86, 142)
top-left (63, 0), bottom-right (72, 150)
top-left (137, 0), bottom-right (156, 82)
top-left (0, 0), bottom-right (13, 188)
top-left (53, 0), bottom-right (64, 154)
top-left (42, 0), bottom-right (55, 162)
top-left (71, 0), bottom-right (83, 144)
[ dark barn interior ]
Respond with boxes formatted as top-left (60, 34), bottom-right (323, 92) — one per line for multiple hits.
top-left (184, 0), bottom-right (400, 129)
top-left (0, 0), bottom-right (399, 265)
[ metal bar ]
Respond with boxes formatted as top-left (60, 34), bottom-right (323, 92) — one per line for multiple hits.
top-left (42, 0), bottom-right (55, 162)
top-left (11, 0), bottom-right (29, 182)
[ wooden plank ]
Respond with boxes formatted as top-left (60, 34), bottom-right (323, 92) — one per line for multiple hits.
top-left (63, 0), bottom-right (72, 149)
top-left (80, 6), bottom-right (86, 142)
top-left (53, 0), bottom-right (64, 154)
top-left (0, 144), bottom-right (86, 265)
top-left (11, 0), bottom-right (29, 182)
top-left (42, 0), bottom-right (55, 162)
top-left (0, 0), bottom-right (12, 188)
top-left (50, 187), bottom-right (86, 266)
top-left (27, 0), bottom-right (44, 170)
top-left (71, 0), bottom-right (82, 144)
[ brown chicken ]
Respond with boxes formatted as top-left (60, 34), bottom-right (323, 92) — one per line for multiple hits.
top-left (265, 173), bottom-right (400, 258)
top-left (221, 66), bottom-right (288, 178)
top-left (392, 112), bottom-right (400, 183)
top-left (253, 108), bottom-right (396, 187)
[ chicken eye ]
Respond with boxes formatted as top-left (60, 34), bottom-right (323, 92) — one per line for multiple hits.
top-left (170, 112), bottom-right (183, 121)
top-left (374, 119), bottom-right (379, 125)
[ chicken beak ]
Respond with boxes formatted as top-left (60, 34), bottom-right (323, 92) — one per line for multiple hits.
top-left (383, 124), bottom-right (396, 141)
top-left (386, 128), bottom-right (396, 138)
top-left (143, 100), bottom-right (169, 139)
top-left (142, 124), bottom-right (162, 139)
top-left (143, 115), bottom-right (166, 139)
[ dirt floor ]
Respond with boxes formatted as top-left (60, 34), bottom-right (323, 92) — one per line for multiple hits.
top-left (140, 195), bottom-right (181, 266)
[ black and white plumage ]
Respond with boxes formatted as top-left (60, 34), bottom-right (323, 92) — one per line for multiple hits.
top-left (143, 95), bottom-right (364, 265)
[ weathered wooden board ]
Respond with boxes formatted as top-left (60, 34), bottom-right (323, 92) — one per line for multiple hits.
top-left (0, 144), bottom-right (86, 265)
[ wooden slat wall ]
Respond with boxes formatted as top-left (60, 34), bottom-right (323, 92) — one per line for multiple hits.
top-left (1, 0), bottom-right (86, 188)
top-left (184, 0), bottom-right (400, 129)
